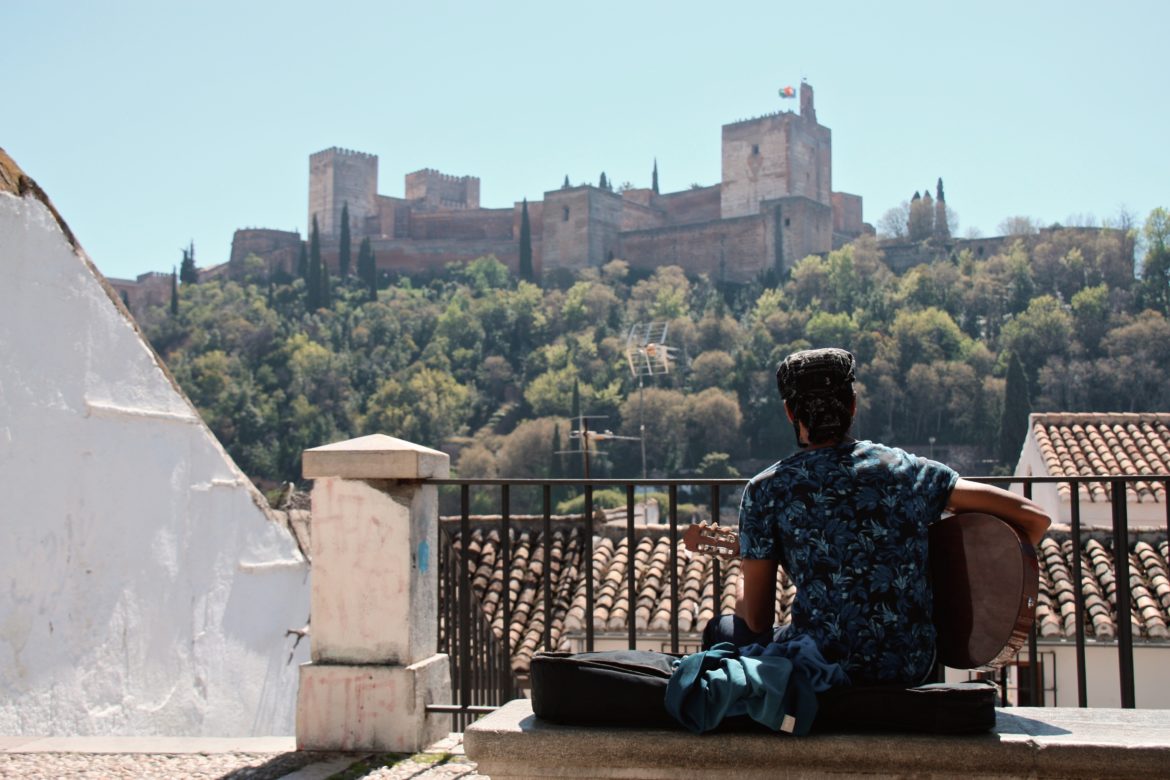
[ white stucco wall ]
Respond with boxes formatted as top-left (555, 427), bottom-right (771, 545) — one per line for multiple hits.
top-left (0, 188), bottom-right (310, 736)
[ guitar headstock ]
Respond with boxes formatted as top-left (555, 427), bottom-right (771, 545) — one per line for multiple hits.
top-left (683, 522), bottom-right (740, 559)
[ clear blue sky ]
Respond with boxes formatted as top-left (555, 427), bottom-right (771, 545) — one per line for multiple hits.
top-left (5, 1), bottom-right (1167, 280)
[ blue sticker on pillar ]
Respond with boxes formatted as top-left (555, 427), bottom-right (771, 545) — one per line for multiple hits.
top-left (418, 539), bottom-right (430, 573)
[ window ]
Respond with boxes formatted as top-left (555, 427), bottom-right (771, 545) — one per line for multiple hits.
top-left (563, 206), bottom-right (570, 222)
top-left (751, 144), bottom-right (760, 155)
top-left (784, 218), bottom-right (791, 227)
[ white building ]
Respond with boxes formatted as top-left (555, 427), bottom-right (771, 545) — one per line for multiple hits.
top-left (0, 150), bottom-right (311, 736)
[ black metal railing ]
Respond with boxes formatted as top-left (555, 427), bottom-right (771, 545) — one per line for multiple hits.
top-left (426, 474), bottom-right (1170, 724)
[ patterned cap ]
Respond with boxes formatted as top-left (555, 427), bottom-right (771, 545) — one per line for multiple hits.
top-left (776, 348), bottom-right (856, 402)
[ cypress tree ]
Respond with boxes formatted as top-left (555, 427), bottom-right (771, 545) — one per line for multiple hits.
top-left (169, 268), bottom-right (178, 316)
top-left (652, 158), bottom-right (659, 194)
top-left (998, 353), bottom-right (1031, 469)
top-left (339, 202), bottom-right (351, 279)
top-left (179, 241), bottom-right (198, 284)
top-left (551, 423), bottom-right (563, 479)
top-left (518, 198), bottom-right (534, 282)
top-left (297, 241), bottom-right (308, 281)
top-left (322, 261), bottom-right (332, 307)
top-left (563, 175), bottom-right (570, 189)
top-left (599, 172), bottom-right (608, 190)
top-left (308, 214), bottom-right (322, 309)
top-left (571, 378), bottom-right (581, 422)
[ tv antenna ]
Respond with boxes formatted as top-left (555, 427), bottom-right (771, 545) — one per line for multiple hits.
top-left (558, 415), bottom-right (639, 479)
top-left (624, 323), bottom-right (678, 481)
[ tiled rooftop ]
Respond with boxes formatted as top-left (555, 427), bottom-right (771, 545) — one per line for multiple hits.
top-left (446, 520), bottom-right (1170, 675)
top-left (1030, 413), bottom-right (1170, 503)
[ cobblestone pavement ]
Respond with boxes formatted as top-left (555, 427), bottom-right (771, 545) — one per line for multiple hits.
top-left (0, 734), bottom-right (487, 780)
top-left (0, 750), bottom-right (333, 779)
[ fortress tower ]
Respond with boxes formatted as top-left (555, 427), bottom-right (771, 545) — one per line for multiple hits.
top-left (308, 147), bottom-right (378, 239)
top-left (720, 82), bottom-right (832, 219)
top-left (405, 169), bottom-right (480, 211)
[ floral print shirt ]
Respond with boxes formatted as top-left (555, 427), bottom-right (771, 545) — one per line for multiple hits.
top-left (739, 440), bottom-right (958, 685)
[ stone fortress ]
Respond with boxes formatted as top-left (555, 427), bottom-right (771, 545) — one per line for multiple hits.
top-left (227, 83), bottom-right (869, 284)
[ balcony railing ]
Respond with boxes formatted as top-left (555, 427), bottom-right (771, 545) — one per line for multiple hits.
top-left (429, 474), bottom-right (1170, 724)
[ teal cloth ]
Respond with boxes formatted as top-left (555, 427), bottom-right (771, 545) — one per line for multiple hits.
top-left (664, 643), bottom-right (818, 735)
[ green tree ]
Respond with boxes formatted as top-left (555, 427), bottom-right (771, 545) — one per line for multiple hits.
top-left (518, 198), bottom-right (534, 283)
top-left (357, 236), bottom-right (377, 301)
top-left (180, 241), bottom-right (198, 284)
top-left (338, 202), bottom-right (351, 279)
top-left (169, 268), bottom-right (179, 316)
top-left (998, 352), bottom-right (1030, 469)
top-left (652, 158), bottom-right (659, 194)
top-left (1138, 207), bottom-right (1170, 315)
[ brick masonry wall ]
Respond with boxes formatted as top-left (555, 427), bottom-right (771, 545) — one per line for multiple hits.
top-left (832, 192), bottom-right (864, 235)
top-left (540, 187), bottom-right (624, 271)
top-left (768, 196), bottom-right (832, 271)
top-left (657, 185), bottom-right (721, 225)
top-left (229, 228), bottom-right (303, 276)
top-left (620, 214), bottom-right (770, 282)
top-left (409, 209), bottom-right (513, 240)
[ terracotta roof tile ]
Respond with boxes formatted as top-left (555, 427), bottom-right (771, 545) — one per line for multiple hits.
top-left (1030, 413), bottom-right (1170, 502)
top-left (447, 519), bottom-right (1169, 675)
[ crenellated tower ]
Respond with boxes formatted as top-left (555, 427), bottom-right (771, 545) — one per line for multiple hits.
top-left (308, 148), bottom-right (378, 239)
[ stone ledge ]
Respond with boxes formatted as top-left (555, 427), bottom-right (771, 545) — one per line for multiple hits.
top-left (464, 699), bottom-right (1170, 779)
top-left (303, 434), bottom-right (449, 480)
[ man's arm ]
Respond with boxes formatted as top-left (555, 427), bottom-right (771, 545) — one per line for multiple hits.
top-left (735, 558), bottom-right (780, 634)
top-left (946, 478), bottom-right (1052, 546)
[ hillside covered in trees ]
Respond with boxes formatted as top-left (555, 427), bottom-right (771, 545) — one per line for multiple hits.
top-left (140, 209), bottom-right (1170, 502)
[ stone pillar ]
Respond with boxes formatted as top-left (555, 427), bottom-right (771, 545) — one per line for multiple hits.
top-left (295, 434), bottom-right (452, 752)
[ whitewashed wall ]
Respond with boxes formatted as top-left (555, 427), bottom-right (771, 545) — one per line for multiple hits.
top-left (0, 184), bottom-right (310, 736)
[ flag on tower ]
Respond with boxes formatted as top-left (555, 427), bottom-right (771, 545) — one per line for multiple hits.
top-left (779, 85), bottom-right (796, 98)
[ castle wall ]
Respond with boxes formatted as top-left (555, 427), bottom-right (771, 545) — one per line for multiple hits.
top-left (540, 187), bottom-right (623, 271)
top-left (228, 228), bottom-right (302, 276)
top-left (405, 169), bottom-right (480, 210)
top-left (308, 148), bottom-right (378, 239)
top-left (106, 271), bottom-right (172, 314)
top-left (831, 192), bottom-right (864, 235)
top-left (409, 208), bottom-right (513, 240)
top-left (367, 237), bottom-right (520, 275)
top-left (620, 214), bottom-right (771, 282)
top-left (657, 185), bottom-right (721, 225)
top-left (619, 196), bottom-right (664, 232)
top-left (768, 196), bottom-right (833, 271)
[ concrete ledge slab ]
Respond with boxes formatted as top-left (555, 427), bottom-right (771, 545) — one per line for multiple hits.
top-left (303, 434), bottom-right (449, 479)
top-left (465, 699), bottom-right (1170, 780)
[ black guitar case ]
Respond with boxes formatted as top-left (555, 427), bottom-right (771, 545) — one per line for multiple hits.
top-left (529, 650), bottom-right (997, 734)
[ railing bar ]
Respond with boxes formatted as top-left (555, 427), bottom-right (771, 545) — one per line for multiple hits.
top-left (1070, 483), bottom-right (1088, 708)
top-left (426, 704), bottom-right (500, 715)
top-left (500, 484), bottom-right (513, 701)
top-left (543, 484), bottom-right (553, 653)
top-left (627, 483), bottom-right (637, 649)
top-left (459, 484), bottom-right (472, 720)
top-left (432, 474), bottom-right (1170, 487)
top-left (1021, 481), bottom-right (1041, 706)
top-left (669, 484), bottom-right (680, 655)
top-left (585, 484), bottom-right (594, 652)
top-left (711, 484), bottom-right (721, 621)
top-left (1111, 479), bottom-right (1135, 708)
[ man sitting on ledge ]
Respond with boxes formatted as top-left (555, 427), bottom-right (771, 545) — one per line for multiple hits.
top-left (704, 347), bottom-right (1052, 686)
